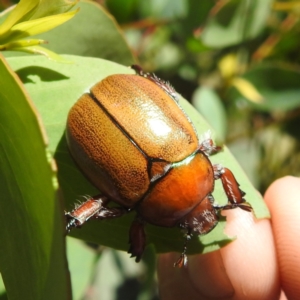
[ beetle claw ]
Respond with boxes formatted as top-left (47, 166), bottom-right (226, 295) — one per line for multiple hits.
top-left (128, 219), bottom-right (146, 263)
top-left (174, 253), bottom-right (188, 268)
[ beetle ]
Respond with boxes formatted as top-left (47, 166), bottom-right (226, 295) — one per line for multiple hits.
top-left (65, 65), bottom-right (252, 267)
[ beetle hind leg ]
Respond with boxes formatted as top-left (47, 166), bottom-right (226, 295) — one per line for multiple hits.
top-left (175, 196), bottom-right (219, 267)
top-left (174, 231), bottom-right (191, 268)
top-left (213, 164), bottom-right (252, 212)
top-left (128, 218), bottom-right (146, 262)
top-left (65, 195), bottom-right (128, 232)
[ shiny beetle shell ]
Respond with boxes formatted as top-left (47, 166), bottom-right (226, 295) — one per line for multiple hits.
top-left (65, 67), bottom-right (251, 266)
top-left (66, 74), bottom-right (214, 227)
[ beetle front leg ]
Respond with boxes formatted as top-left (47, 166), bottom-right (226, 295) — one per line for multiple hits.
top-left (198, 131), bottom-right (222, 156)
top-left (65, 195), bottom-right (128, 232)
top-left (213, 164), bottom-right (252, 212)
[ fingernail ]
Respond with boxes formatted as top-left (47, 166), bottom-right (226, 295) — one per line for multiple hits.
top-left (187, 251), bottom-right (234, 299)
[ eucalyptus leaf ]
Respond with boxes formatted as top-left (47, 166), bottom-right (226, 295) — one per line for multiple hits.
top-left (12, 44), bottom-right (73, 62)
top-left (192, 86), bottom-right (227, 142)
top-left (30, 0), bottom-right (78, 19)
top-left (0, 54), bottom-right (69, 300)
top-left (8, 55), bottom-right (269, 256)
top-left (230, 63), bottom-right (300, 112)
top-left (67, 237), bottom-right (96, 299)
top-left (201, 0), bottom-right (272, 48)
top-left (0, 38), bottom-right (46, 50)
top-left (35, 0), bottom-right (136, 65)
top-left (0, 0), bottom-right (38, 36)
top-left (0, 8), bottom-right (78, 44)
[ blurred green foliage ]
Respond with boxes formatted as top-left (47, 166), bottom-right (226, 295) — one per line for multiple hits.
top-left (1, 0), bottom-right (300, 299)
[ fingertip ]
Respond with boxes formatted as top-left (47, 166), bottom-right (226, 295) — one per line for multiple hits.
top-left (157, 253), bottom-right (200, 300)
top-left (264, 176), bottom-right (300, 299)
top-left (158, 251), bottom-right (235, 300)
top-left (221, 208), bottom-right (280, 299)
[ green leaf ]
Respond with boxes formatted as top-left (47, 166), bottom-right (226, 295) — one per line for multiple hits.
top-left (106, 0), bottom-right (137, 23)
top-left (8, 55), bottom-right (269, 257)
top-left (0, 275), bottom-right (6, 297)
top-left (230, 63), bottom-right (300, 112)
top-left (67, 237), bottom-right (96, 299)
top-left (29, 0), bottom-right (78, 19)
top-left (12, 45), bottom-right (73, 62)
top-left (0, 8), bottom-right (78, 44)
top-left (34, 0), bottom-right (135, 65)
top-left (0, 38), bottom-right (46, 50)
top-left (192, 86), bottom-right (227, 142)
top-left (0, 54), bottom-right (70, 299)
top-left (201, 0), bottom-right (273, 47)
top-left (0, 0), bottom-right (38, 36)
top-left (182, 0), bottom-right (215, 35)
top-left (138, 0), bottom-right (187, 19)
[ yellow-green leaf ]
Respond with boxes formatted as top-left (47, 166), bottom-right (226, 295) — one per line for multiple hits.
top-left (12, 45), bottom-right (72, 63)
top-left (273, 1), bottom-right (300, 11)
top-left (30, 0), bottom-right (78, 19)
top-left (0, 0), bottom-right (39, 36)
top-left (0, 8), bottom-right (78, 44)
top-left (0, 38), bottom-right (46, 50)
top-left (218, 54), bottom-right (238, 79)
top-left (232, 77), bottom-right (264, 103)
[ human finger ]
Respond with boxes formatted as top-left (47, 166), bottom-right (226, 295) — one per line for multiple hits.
top-left (158, 207), bottom-right (280, 299)
top-left (264, 176), bottom-right (300, 300)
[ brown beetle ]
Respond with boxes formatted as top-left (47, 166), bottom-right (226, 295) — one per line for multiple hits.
top-left (65, 65), bottom-right (252, 267)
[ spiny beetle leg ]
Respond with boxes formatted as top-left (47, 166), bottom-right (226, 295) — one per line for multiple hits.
top-left (128, 218), bottom-right (146, 262)
top-left (131, 65), bottom-right (179, 102)
top-left (198, 132), bottom-right (222, 156)
top-left (65, 195), bottom-right (128, 232)
top-left (213, 164), bottom-right (252, 212)
top-left (174, 231), bottom-right (191, 268)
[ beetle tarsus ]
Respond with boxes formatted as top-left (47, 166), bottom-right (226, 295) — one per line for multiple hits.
top-left (174, 253), bottom-right (188, 268)
top-left (65, 195), bottom-right (128, 232)
top-left (128, 218), bottom-right (146, 262)
top-left (174, 232), bottom-right (191, 268)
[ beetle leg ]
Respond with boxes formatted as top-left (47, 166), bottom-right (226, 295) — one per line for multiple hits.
top-left (213, 164), bottom-right (252, 212)
top-left (131, 65), bottom-right (179, 102)
top-left (131, 64), bottom-right (146, 76)
top-left (128, 218), bottom-right (146, 262)
top-left (174, 231), bottom-right (191, 268)
top-left (175, 197), bottom-right (218, 267)
top-left (65, 195), bottom-right (128, 232)
top-left (198, 131), bottom-right (222, 156)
